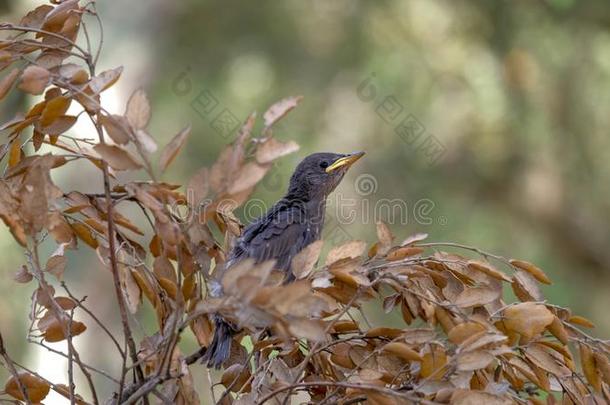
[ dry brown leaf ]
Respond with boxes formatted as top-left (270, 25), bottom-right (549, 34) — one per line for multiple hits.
top-left (0, 68), bottom-right (20, 100)
top-left (376, 221), bottom-right (393, 246)
top-left (330, 342), bottom-right (355, 368)
top-left (134, 129), bottom-right (158, 153)
top-left (456, 350), bottom-right (494, 371)
top-left (255, 138), bottom-right (300, 164)
top-left (327, 321), bottom-right (357, 336)
top-left (263, 95), bottom-right (303, 129)
top-left (510, 259), bottom-right (552, 285)
top-left (186, 166), bottom-right (209, 207)
top-left (18, 65), bottom-right (50, 95)
top-left (288, 318), bottom-right (325, 342)
top-left (89, 66), bottom-right (123, 94)
top-left (59, 64), bottom-right (89, 85)
top-left (14, 265), bottom-right (33, 283)
top-left (511, 270), bottom-right (543, 302)
top-left (93, 144), bottom-right (142, 171)
top-left (593, 353), bottom-right (610, 385)
top-left (153, 255), bottom-right (176, 282)
top-left (20, 4), bottom-right (53, 28)
top-left (580, 343), bottom-right (602, 392)
top-left (386, 246), bottom-right (424, 261)
top-left (547, 315), bottom-right (569, 345)
top-left (525, 343), bottom-right (570, 377)
top-left (448, 322), bottom-right (486, 345)
top-left (125, 88), bottom-right (151, 129)
top-left (227, 161), bottom-right (269, 195)
top-left (190, 314), bottom-right (213, 347)
top-left (45, 246), bottom-right (66, 280)
top-left (467, 260), bottom-right (511, 282)
top-left (160, 125), bottom-right (191, 172)
top-left (40, 0), bottom-right (78, 33)
top-left (99, 114), bottom-right (131, 144)
top-left (42, 115), bottom-right (77, 135)
top-left (503, 302), bottom-right (554, 340)
top-left (325, 240), bottom-right (367, 265)
top-left (288, 241), bottom-right (322, 281)
top-left (400, 232), bottom-right (429, 246)
top-left (221, 364), bottom-right (251, 393)
top-left (568, 315), bottom-right (595, 328)
top-left (32, 130), bottom-right (44, 151)
top-left (461, 332), bottom-right (507, 352)
top-left (158, 277), bottom-right (178, 300)
top-left (131, 269), bottom-right (157, 306)
top-left (42, 317), bottom-right (87, 342)
top-left (8, 139), bottom-right (21, 168)
top-left (420, 345), bottom-right (447, 379)
top-left (121, 266), bottom-right (141, 314)
top-left (451, 390), bottom-right (511, 405)
top-left (454, 286), bottom-right (500, 308)
top-left (71, 222), bottom-right (98, 249)
top-left (40, 96), bottom-right (71, 127)
top-left (4, 372), bottom-right (50, 402)
top-left (365, 327), bottom-right (404, 339)
top-left (54, 297), bottom-right (77, 310)
top-left (382, 342), bottom-right (422, 362)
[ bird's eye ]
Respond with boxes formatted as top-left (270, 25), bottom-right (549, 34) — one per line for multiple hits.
top-left (320, 161), bottom-right (329, 169)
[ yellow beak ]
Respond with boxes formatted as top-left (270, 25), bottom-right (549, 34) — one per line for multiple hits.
top-left (325, 151), bottom-right (365, 173)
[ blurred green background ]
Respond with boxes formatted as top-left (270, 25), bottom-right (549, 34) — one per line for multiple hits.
top-left (2, 0), bottom-right (610, 402)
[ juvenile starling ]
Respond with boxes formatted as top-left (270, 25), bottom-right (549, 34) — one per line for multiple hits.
top-left (204, 151), bottom-right (365, 368)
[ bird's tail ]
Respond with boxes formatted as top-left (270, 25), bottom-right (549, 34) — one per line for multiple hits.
top-left (203, 315), bottom-right (234, 369)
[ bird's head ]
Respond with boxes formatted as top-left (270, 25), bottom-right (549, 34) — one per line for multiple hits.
top-left (286, 151), bottom-right (365, 201)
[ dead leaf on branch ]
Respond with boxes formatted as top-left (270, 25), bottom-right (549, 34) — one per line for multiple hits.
top-left (454, 286), bottom-right (500, 308)
top-left (509, 259), bottom-right (552, 285)
top-left (0, 68), bottom-right (20, 100)
top-left (93, 143), bottom-right (142, 171)
top-left (40, 95), bottom-right (71, 127)
top-left (227, 161), bottom-right (270, 195)
top-left (291, 239), bottom-right (323, 280)
top-left (160, 124), bottom-right (191, 172)
top-left (89, 66), bottom-right (123, 94)
top-left (502, 302), bottom-right (554, 341)
top-left (18, 65), bottom-right (50, 95)
top-left (40, 0), bottom-right (79, 34)
top-left (44, 243), bottom-right (67, 280)
top-left (4, 372), bottom-right (50, 403)
top-left (99, 114), bottom-right (131, 145)
top-left (20, 4), bottom-right (54, 29)
top-left (255, 137), bottom-right (300, 164)
top-left (125, 88), bottom-right (151, 130)
top-left (263, 95), bottom-right (303, 130)
top-left (14, 265), bottom-right (33, 283)
top-left (325, 240), bottom-right (367, 265)
top-left (40, 316), bottom-right (87, 342)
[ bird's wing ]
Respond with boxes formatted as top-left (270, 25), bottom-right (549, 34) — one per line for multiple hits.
top-left (229, 202), bottom-right (311, 271)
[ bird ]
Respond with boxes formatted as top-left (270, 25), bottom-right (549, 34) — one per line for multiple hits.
top-left (204, 151), bottom-right (365, 368)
